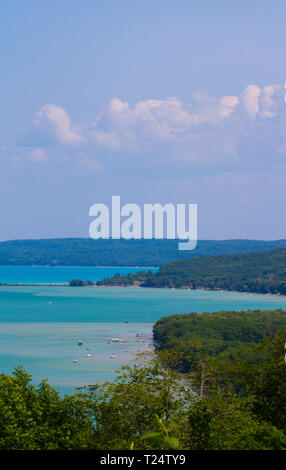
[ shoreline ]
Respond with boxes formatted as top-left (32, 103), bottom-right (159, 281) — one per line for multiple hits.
top-left (0, 283), bottom-right (284, 298)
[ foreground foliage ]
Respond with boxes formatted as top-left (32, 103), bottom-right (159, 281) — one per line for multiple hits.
top-left (0, 331), bottom-right (285, 450)
top-left (0, 369), bottom-right (95, 450)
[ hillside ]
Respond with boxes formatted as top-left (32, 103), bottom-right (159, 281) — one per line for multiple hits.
top-left (153, 308), bottom-right (286, 372)
top-left (0, 238), bottom-right (286, 267)
top-left (144, 247), bottom-right (286, 293)
top-left (97, 247), bottom-right (286, 295)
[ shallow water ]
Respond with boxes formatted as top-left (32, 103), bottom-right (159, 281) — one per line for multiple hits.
top-left (0, 322), bottom-right (153, 395)
top-left (0, 285), bottom-right (285, 322)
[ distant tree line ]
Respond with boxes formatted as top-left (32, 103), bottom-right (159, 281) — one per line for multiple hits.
top-left (1, 238), bottom-right (286, 267)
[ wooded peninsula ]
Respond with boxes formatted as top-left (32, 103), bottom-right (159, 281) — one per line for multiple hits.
top-left (94, 247), bottom-right (286, 295)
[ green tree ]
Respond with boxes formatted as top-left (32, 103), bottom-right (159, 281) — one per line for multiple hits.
top-left (232, 332), bottom-right (286, 431)
top-left (0, 367), bottom-right (95, 450)
top-left (86, 351), bottom-right (191, 449)
top-left (187, 396), bottom-right (286, 450)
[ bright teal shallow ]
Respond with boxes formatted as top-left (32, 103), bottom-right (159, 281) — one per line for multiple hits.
top-left (0, 322), bottom-right (153, 395)
top-left (0, 265), bottom-right (155, 284)
top-left (0, 285), bottom-right (286, 322)
top-left (1, 285), bottom-right (286, 394)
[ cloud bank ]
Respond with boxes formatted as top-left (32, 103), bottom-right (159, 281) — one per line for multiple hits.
top-left (4, 82), bottom-right (286, 174)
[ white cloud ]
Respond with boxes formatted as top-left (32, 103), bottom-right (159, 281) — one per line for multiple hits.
top-left (34, 104), bottom-right (84, 145)
top-left (259, 84), bottom-right (281, 119)
top-left (217, 96), bottom-right (240, 119)
top-left (16, 81), bottom-right (285, 171)
top-left (29, 83), bottom-right (282, 157)
top-left (89, 93), bottom-right (241, 150)
top-left (89, 129), bottom-right (122, 150)
top-left (109, 98), bottom-right (129, 112)
top-left (241, 85), bottom-right (261, 119)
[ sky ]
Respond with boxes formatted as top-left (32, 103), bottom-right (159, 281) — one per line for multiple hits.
top-left (1, 0), bottom-right (286, 241)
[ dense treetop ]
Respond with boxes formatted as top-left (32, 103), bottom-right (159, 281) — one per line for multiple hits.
top-left (153, 308), bottom-right (286, 372)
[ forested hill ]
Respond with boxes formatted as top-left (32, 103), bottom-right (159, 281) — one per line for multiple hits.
top-left (97, 247), bottom-right (286, 295)
top-left (1, 238), bottom-right (286, 266)
top-left (153, 309), bottom-right (286, 372)
top-left (143, 247), bottom-right (286, 294)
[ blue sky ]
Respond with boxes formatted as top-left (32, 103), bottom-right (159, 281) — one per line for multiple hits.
top-left (1, 0), bottom-right (286, 240)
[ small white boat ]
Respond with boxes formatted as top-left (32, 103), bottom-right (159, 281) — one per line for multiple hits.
top-left (86, 354), bottom-right (92, 358)
top-left (73, 359), bottom-right (78, 363)
top-left (110, 354), bottom-right (115, 359)
top-left (111, 338), bottom-right (120, 342)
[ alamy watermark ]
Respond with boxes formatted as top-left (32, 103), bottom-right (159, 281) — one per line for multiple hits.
top-left (89, 196), bottom-right (197, 250)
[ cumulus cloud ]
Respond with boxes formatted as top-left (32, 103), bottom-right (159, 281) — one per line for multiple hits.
top-left (14, 81), bottom-right (284, 172)
top-left (88, 93), bottom-right (240, 151)
top-left (259, 84), bottom-right (281, 119)
top-left (241, 85), bottom-right (261, 119)
top-left (26, 83), bottom-right (282, 155)
top-left (34, 104), bottom-right (84, 145)
top-left (87, 83), bottom-right (283, 161)
top-left (217, 96), bottom-right (240, 119)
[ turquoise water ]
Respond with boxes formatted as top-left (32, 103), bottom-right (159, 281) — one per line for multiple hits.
top-left (0, 322), bottom-right (153, 395)
top-left (0, 265), bottom-right (155, 284)
top-left (0, 285), bottom-right (286, 322)
top-left (1, 269), bottom-right (286, 393)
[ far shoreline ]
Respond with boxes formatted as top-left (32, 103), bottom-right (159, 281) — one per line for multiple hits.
top-left (0, 283), bottom-right (284, 298)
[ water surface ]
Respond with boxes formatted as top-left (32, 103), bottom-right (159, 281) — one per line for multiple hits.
top-left (1, 283), bottom-right (286, 393)
top-left (0, 265), bottom-right (155, 284)
top-left (0, 285), bottom-right (285, 322)
top-left (0, 322), bottom-right (152, 395)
